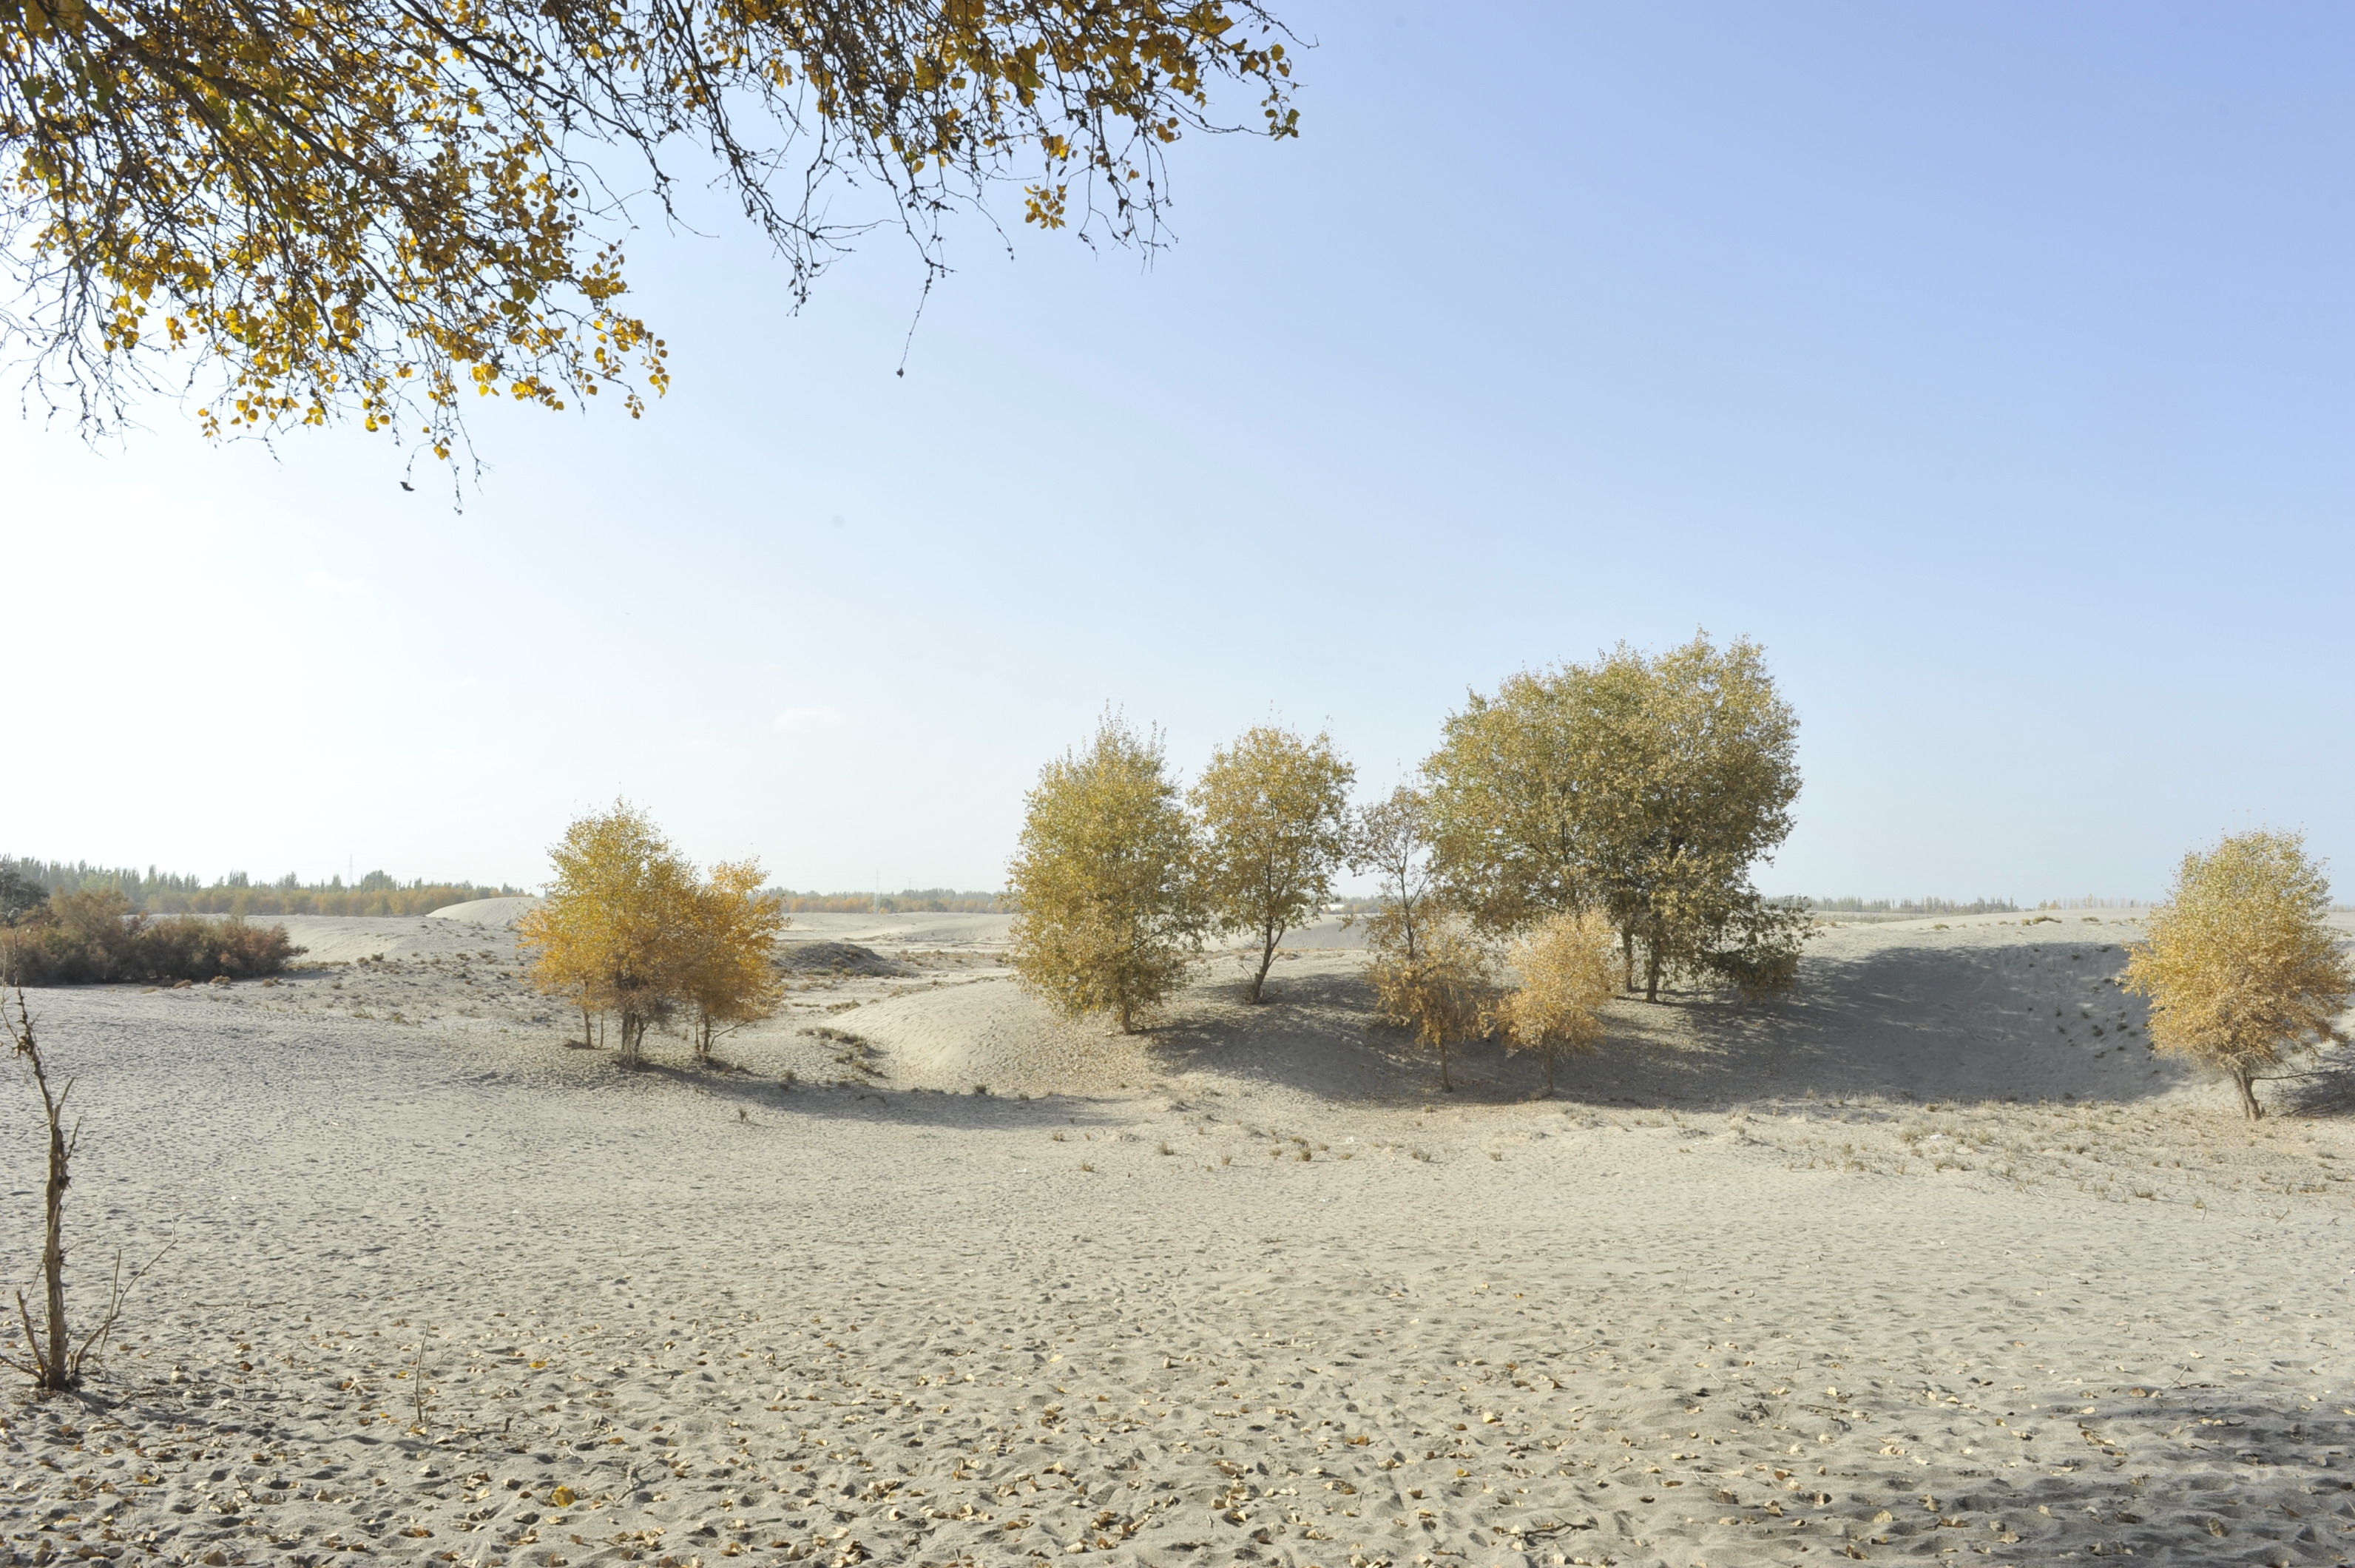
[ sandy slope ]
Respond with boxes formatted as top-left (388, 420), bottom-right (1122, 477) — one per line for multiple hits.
top-left (2, 912), bottom-right (2351, 1568)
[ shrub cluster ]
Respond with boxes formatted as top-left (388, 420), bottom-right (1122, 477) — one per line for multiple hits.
top-left (0, 890), bottom-right (301, 984)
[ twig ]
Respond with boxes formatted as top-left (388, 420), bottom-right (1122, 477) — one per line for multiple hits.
top-left (410, 1335), bottom-right (429, 1433)
top-left (70, 1239), bottom-right (176, 1379)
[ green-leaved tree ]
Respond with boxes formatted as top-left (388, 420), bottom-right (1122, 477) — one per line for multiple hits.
top-left (1594, 635), bottom-right (1803, 1000)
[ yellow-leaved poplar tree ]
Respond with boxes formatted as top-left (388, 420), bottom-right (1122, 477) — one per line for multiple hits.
top-left (1, 0), bottom-right (1300, 465)
top-left (1348, 784), bottom-right (1442, 964)
top-left (2125, 831), bottom-right (2354, 1121)
top-left (1191, 725), bottom-right (1354, 1002)
top-left (1369, 920), bottom-right (1495, 1093)
top-left (518, 801), bottom-right (697, 1065)
top-left (1006, 714), bottom-right (1201, 1033)
top-left (1423, 632), bottom-right (1802, 1003)
top-left (1493, 910), bottom-right (1617, 1095)
top-left (1598, 635), bottom-right (1804, 1001)
top-left (680, 859), bottom-right (788, 1059)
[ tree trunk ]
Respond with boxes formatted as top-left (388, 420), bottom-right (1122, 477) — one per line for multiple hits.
top-left (2235, 1068), bottom-right (2263, 1121)
top-left (1621, 929), bottom-right (1637, 993)
top-left (1439, 1038), bottom-right (1453, 1092)
top-left (1544, 1048), bottom-right (1556, 1097)
top-left (10, 995), bottom-right (75, 1389)
top-left (1644, 944), bottom-right (1664, 1004)
top-left (1248, 920), bottom-right (1282, 1003)
top-left (36, 1085), bottom-right (69, 1388)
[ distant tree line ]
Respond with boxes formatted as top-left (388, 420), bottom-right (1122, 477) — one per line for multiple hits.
top-left (0, 858), bottom-right (522, 917)
top-left (768, 890), bottom-right (1006, 915)
top-left (1797, 896), bottom-right (2019, 916)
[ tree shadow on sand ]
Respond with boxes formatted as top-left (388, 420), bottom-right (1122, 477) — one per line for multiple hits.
top-left (2263, 1050), bottom-right (2355, 1119)
top-left (1801, 1382), bottom-right (2352, 1563)
top-left (1133, 940), bottom-right (2233, 1113)
top-left (624, 1055), bottom-right (1128, 1131)
top-left (1140, 967), bottom-right (1447, 1098)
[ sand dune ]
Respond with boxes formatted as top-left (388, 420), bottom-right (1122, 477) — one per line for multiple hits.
top-left (774, 910), bottom-right (1016, 949)
top-left (428, 896), bottom-right (547, 929)
top-left (3, 910), bottom-right (2350, 1568)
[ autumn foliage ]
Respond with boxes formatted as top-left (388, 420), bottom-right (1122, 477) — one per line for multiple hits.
top-left (1347, 785), bottom-right (1442, 966)
top-left (0, 889), bottom-right (299, 984)
top-left (1006, 714), bottom-right (1202, 1033)
top-left (0, 0), bottom-right (1299, 459)
top-left (1493, 911), bottom-right (1618, 1095)
top-left (1425, 632), bottom-right (1804, 1002)
top-left (1368, 921), bottom-right (1495, 1093)
top-left (519, 803), bottom-right (785, 1065)
top-left (680, 861), bottom-right (789, 1058)
top-left (2124, 831), bottom-right (2354, 1121)
top-left (1192, 726), bottom-right (1354, 1003)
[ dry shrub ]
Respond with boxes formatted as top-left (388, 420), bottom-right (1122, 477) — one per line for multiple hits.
top-left (1371, 922), bottom-right (1496, 1092)
top-left (1495, 910), bottom-right (1616, 1094)
top-left (0, 890), bottom-right (298, 984)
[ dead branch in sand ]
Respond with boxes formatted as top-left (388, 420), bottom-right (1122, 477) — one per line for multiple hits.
top-left (4, 987), bottom-right (169, 1390)
top-left (409, 1334), bottom-right (430, 1433)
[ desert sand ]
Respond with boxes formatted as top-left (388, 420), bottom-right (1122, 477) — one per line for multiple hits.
top-left (3, 908), bottom-right (2351, 1568)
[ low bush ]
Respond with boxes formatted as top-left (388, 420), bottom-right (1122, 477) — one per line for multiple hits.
top-left (1370, 922), bottom-right (1496, 1092)
top-left (0, 890), bottom-right (301, 984)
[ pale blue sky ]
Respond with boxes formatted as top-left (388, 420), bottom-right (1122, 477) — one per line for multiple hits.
top-left (7, 1), bottom-right (2349, 901)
